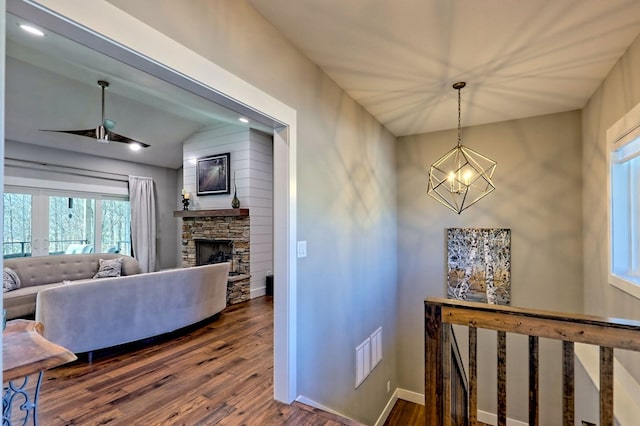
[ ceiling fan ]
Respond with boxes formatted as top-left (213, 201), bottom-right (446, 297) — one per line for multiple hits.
top-left (42, 80), bottom-right (150, 149)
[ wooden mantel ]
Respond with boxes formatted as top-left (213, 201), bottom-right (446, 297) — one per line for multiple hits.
top-left (174, 209), bottom-right (249, 218)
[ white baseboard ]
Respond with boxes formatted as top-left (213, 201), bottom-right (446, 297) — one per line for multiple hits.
top-left (477, 410), bottom-right (528, 426)
top-left (390, 390), bottom-right (526, 426)
top-left (298, 388), bottom-right (531, 426)
top-left (374, 389), bottom-right (399, 426)
top-left (250, 286), bottom-right (266, 299)
top-left (298, 389), bottom-right (411, 426)
top-left (374, 388), bottom-right (425, 426)
top-left (396, 388), bottom-right (425, 405)
top-left (295, 395), bottom-right (360, 423)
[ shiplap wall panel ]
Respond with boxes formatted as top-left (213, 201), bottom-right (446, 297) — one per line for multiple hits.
top-left (182, 124), bottom-right (274, 296)
top-left (248, 207), bottom-right (273, 217)
top-left (251, 225), bottom-right (272, 236)
top-left (248, 130), bottom-right (274, 295)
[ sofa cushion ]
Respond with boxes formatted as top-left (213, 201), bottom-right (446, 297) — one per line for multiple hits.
top-left (4, 254), bottom-right (141, 288)
top-left (4, 282), bottom-right (64, 318)
top-left (3, 267), bottom-right (21, 292)
top-left (3, 254), bottom-right (141, 320)
top-left (93, 257), bottom-right (124, 278)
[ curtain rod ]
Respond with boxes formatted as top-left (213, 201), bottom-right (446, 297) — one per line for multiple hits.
top-left (5, 157), bottom-right (130, 183)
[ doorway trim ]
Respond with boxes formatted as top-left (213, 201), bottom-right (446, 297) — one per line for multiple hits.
top-left (8, 0), bottom-right (298, 403)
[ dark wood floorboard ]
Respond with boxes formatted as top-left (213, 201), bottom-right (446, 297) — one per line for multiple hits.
top-left (28, 296), bottom-right (361, 425)
top-left (383, 400), bottom-right (490, 426)
top-left (384, 399), bottom-right (424, 425)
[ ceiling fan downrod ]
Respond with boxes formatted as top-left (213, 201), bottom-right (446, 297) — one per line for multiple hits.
top-left (96, 80), bottom-right (110, 142)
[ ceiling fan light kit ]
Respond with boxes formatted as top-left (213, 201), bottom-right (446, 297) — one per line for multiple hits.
top-left (42, 80), bottom-right (150, 149)
top-left (427, 82), bottom-right (497, 214)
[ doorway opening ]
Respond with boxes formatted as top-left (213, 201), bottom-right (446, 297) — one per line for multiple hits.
top-left (4, 0), bottom-right (296, 403)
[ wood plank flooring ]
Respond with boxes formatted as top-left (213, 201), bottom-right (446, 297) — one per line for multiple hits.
top-left (28, 296), bottom-right (361, 425)
top-left (383, 399), bottom-right (424, 425)
top-left (383, 400), bottom-right (490, 426)
top-left (11, 296), bottom-right (478, 425)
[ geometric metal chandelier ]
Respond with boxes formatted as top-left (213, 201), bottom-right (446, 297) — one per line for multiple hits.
top-left (427, 82), bottom-right (497, 214)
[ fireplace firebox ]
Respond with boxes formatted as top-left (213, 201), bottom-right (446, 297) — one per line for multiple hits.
top-left (195, 239), bottom-right (236, 273)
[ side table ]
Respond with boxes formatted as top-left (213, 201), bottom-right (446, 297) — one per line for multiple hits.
top-left (3, 320), bottom-right (76, 425)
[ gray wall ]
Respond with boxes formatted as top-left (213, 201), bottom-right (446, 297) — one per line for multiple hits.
top-left (582, 32), bottom-right (640, 383)
top-left (104, 1), bottom-right (399, 423)
top-left (4, 140), bottom-right (179, 270)
top-left (396, 110), bottom-right (583, 424)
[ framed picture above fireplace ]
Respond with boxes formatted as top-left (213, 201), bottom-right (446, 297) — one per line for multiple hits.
top-left (197, 153), bottom-right (231, 195)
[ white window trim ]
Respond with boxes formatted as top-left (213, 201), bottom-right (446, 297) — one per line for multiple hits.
top-left (5, 176), bottom-right (127, 197)
top-left (607, 100), bottom-right (640, 300)
top-left (4, 182), bottom-right (130, 257)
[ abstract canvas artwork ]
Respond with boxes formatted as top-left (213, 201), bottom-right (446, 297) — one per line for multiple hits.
top-left (447, 228), bottom-right (511, 305)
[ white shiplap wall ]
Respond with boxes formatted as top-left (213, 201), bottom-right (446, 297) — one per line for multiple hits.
top-left (248, 129), bottom-right (274, 297)
top-left (182, 124), bottom-right (273, 296)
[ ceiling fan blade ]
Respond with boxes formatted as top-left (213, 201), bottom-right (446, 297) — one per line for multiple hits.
top-left (107, 131), bottom-right (151, 148)
top-left (40, 82), bottom-right (149, 149)
top-left (41, 128), bottom-right (98, 138)
top-left (41, 128), bottom-right (150, 148)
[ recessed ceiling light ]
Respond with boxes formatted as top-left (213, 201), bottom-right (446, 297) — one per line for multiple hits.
top-left (239, 117), bottom-right (249, 124)
top-left (19, 24), bottom-right (45, 37)
top-left (129, 142), bottom-right (142, 151)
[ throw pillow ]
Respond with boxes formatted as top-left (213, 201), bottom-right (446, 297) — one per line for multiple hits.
top-left (93, 257), bottom-right (124, 279)
top-left (3, 267), bottom-right (21, 292)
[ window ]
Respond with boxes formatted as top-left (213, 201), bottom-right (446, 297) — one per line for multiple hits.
top-left (608, 101), bottom-right (640, 299)
top-left (3, 193), bottom-right (32, 258)
top-left (3, 188), bottom-right (131, 258)
top-left (49, 196), bottom-right (96, 255)
top-left (100, 199), bottom-right (131, 254)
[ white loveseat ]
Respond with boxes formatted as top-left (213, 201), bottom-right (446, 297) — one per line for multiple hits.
top-left (35, 262), bottom-right (230, 354)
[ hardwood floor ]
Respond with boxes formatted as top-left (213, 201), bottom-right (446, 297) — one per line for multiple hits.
top-left (383, 400), bottom-right (490, 426)
top-left (383, 399), bottom-right (424, 425)
top-left (7, 297), bottom-right (486, 425)
top-left (29, 296), bottom-right (361, 425)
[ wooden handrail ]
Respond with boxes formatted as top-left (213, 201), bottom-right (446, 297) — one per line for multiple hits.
top-left (425, 297), bottom-right (640, 426)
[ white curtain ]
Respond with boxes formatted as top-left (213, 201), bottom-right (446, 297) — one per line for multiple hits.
top-left (128, 176), bottom-right (157, 273)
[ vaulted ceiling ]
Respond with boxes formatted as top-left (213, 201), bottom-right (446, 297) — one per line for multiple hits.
top-left (249, 0), bottom-right (640, 136)
top-left (6, 1), bottom-right (640, 169)
top-left (5, 12), bottom-right (269, 169)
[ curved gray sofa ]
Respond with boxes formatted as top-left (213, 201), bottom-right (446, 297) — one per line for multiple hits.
top-left (4, 253), bottom-right (141, 319)
top-left (35, 262), bottom-right (229, 354)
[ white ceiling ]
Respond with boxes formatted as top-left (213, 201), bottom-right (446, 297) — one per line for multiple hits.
top-left (249, 0), bottom-right (640, 136)
top-left (5, 13), bottom-right (272, 169)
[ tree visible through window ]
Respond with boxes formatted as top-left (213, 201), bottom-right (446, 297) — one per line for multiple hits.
top-left (102, 199), bottom-right (131, 255)
top-left (3, 190), bottom-right (131, 258)
top-left (3, 193), bottom-right (32, 257)
top-left (49, 196), bottom-right (95, 255)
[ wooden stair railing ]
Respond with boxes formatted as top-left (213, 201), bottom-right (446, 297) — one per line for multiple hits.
top-left (425, 298), bottom-right (640, 426)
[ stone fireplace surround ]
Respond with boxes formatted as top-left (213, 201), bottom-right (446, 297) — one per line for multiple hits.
top-left (175, 209), bottom-right (250, 304)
